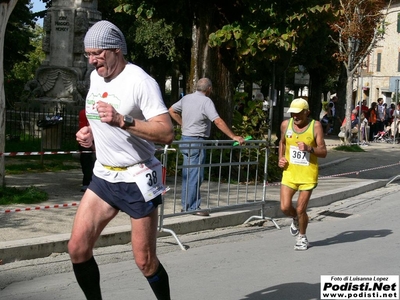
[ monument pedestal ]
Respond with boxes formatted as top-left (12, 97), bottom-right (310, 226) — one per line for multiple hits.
top-left (27, 0), bottom-right (101, 105)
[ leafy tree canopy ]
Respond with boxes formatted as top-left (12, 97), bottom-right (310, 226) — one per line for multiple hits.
top-left (4, 0), bottom-right (44, 104)
top-left (4, 0), bottom-right (36, 72)
top-left (208, 0), bottom-right (333, 77)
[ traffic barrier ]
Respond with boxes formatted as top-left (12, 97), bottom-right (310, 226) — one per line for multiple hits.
top-left (156, 140), bottom-right (280, 249)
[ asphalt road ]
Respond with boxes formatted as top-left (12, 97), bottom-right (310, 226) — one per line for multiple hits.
top-left (318, 141), bottom-right (400, 180)
top-left (0, 183), bottom-right (399, 300)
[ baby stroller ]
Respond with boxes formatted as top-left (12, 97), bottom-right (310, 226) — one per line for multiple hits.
top-left (373, 126), bottom-right (391, 143)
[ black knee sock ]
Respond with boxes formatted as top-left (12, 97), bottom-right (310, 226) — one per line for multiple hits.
top-left (72, 256), bottom-right (102, 300)
top-left (146, 262), bottom-right (171, 300)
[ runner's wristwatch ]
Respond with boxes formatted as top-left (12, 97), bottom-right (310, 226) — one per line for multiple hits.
top-left (123, 114), bottom-right (134, 127)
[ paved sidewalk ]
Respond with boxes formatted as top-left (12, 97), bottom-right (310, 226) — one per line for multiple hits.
top-left (0, 136), bottom-right (399, 263)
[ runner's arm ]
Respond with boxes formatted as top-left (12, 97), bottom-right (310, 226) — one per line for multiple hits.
top-left (278, 120), bottom-right (289, 168)
top-left (311, 121), bottom-right (327, 158)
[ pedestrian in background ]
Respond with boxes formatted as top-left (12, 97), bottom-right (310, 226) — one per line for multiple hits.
top-left (78, 108), bottom-right (95, 192)
top-left (377, 98), bottom-right (386, 132)
top-left (278, 98), bottom-right (327, 250)
top-left (355, 99), bottom-right (369, 116)
top-left (390, 102), bottom-right (400, 140)
top-left (386, 103), bottom-right (395, 127)
top-left (368, 102), bottom-right (378, 141)
top-left (69, 20), bottom-right (173, 300)
top-left (168, 78), bottom-right (245, 216)
top-left (324, 96), bottom-right (338, 135)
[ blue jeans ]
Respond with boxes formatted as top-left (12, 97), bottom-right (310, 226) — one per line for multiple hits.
top-left (180, 136), bottom-right (206, 211)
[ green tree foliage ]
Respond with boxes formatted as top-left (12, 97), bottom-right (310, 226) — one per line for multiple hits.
top-left (111, 1), bottom-right (190, 66)
top-left (229, 92), bottom-right (283, 182)
top-left (8, 25), bottom-right (44, 81)
top-left (4, 0), bottom-right (42, 106)
top-left (208, 1), bottom-right (332, 74)
top-left (207, 0), bottom-right (336, 137)
top-left (114, 1), bottom-right (253, 90)
top-left (4, 0), bottom-right (35, 72)
top-left (231, 92), bottom-right (268, 139)
top-left (134, 17), bottom-right (179, 61)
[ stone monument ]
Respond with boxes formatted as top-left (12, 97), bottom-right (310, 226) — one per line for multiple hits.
top-left (17, 0), bottom-right (102, 150)
top-left (24, 0), bottom-right (101, 106)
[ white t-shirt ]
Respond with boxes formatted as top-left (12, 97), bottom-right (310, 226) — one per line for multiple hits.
top-left (377, 104), bottom-right (385, 119)
top-left (85, 63), bottom-right (168, 183)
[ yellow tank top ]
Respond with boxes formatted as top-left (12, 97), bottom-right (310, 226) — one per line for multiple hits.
top-left (282, 118), bottom-right (318, 184)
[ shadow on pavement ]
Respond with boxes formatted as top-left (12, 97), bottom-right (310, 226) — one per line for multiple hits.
top-left (240, 282), bottom-right (320, 300)
top-left (310, 229), bottom-right (392, 247)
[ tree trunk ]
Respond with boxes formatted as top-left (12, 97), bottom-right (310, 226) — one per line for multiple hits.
top-left (273, 73), bottom-right (286, 151)
top-left (189, 4), bottom-right (235, 138)
top-left (345, 69), bottom-right (354, 144)
top-left (336, 64), bottom-right (347, 132)
top-left (188, 21), bottom-right (199, 93)
top-left (170, 68), bottom-right (180, 106)
top-left (244, 80), bottom-right (253, 102)
top-left (0, 0), bottom-right (18, 187)
top-left (308, 69), bottom-right (325, 121)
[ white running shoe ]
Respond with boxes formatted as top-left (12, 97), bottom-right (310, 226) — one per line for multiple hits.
top-left (294, 235), bottom-right (309, 251)
top-left (290, 217), bottom-right (299, 236)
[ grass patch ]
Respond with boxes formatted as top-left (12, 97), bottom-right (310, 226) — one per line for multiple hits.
top-left (1, 156), bottom-right (79, 205)
top-left (2, 138), bottom-right (80, 205)
top-left (333, 144), bottom-right (365, 152)
top-left (5, 137), bottom-right (41, 152)
top-left (0, 186), bottom-right (48, 205)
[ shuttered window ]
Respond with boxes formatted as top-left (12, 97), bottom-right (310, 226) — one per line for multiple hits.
top-left (397, 13), bottom-right (400, 32)
top-left (377, 53), bottom-right (381, 72)
top-left (398, 52), bottom-right (400, 72)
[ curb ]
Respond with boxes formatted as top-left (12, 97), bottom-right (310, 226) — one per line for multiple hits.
top-left (0, 178), bottom-right (388, 264)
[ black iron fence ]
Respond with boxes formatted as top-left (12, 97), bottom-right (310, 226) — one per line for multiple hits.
top-left (6, 105), bottom-right (82, 151)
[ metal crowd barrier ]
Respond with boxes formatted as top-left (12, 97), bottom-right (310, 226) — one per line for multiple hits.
top-left (157, 140), bottom-right (280, 250)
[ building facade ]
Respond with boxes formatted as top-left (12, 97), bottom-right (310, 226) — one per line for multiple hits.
top-left (359, 0), bottom-right (400, 105)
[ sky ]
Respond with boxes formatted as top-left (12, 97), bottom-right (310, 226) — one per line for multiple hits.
top-left (31, 0), bottom-right (46, 25)
top-left (31, 0), bottom-right (46, 13)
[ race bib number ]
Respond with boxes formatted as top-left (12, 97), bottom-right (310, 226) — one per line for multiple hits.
top-left (289, 146), bottom-right (310, 166)
top-left (128, 157), bottom-right (166, 202)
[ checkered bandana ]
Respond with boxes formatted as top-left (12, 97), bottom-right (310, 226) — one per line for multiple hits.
top-left (84, 20), bottom-right (127, 55)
